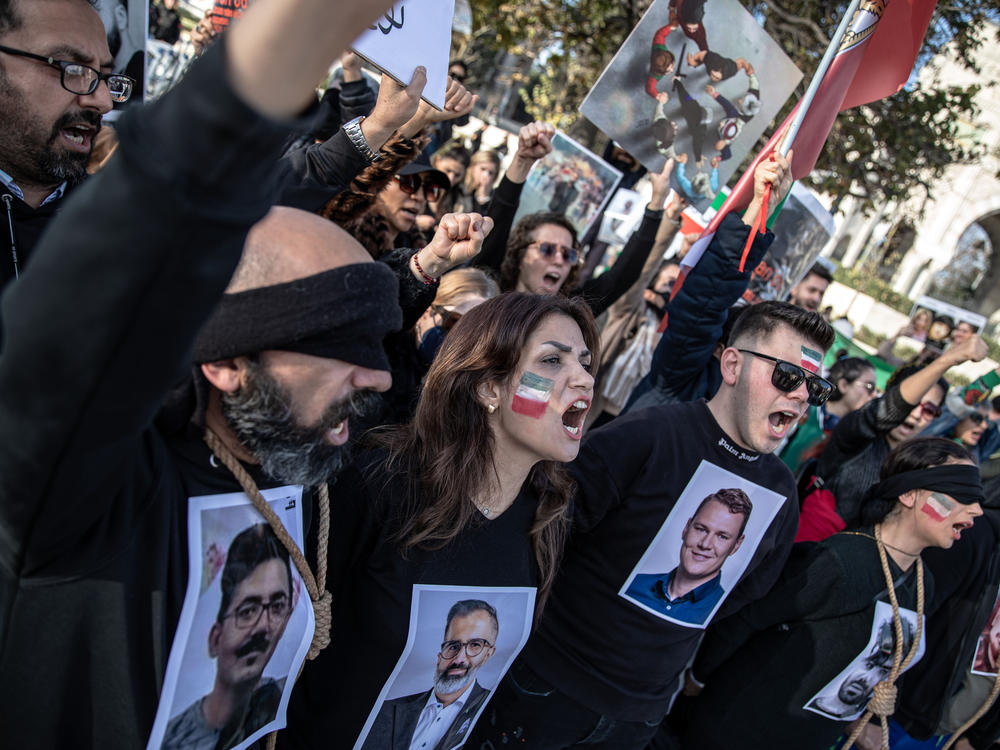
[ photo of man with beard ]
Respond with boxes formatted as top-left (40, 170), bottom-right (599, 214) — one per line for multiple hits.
top-left (363, 600), bottom-right (498, 750)
top-left (162, 523), bottom-right (296, 750)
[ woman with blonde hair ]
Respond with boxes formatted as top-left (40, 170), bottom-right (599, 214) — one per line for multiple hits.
top-left (456, 150), bottom-right (502, 214)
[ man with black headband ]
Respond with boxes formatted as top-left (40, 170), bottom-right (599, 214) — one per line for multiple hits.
top-left (0, 0), bottom-right (497, 746)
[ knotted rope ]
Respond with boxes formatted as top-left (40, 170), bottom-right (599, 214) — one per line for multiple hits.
top-left (841, 524), bottom-right (925, 750)
top-left (204, 429), bottom-right (332, 660)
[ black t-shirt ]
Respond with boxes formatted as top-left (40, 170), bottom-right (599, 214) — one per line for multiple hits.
top-left (688, 531), bottom-right (931, 749)
top-left (282, 452), bottom-right (540, 749)
top-left (521, 399), bottom-right (799, 721)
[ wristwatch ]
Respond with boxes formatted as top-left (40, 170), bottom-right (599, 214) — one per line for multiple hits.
top-left (342, 116), bottom-right (381, 162)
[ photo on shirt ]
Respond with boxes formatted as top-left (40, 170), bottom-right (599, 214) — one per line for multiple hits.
top-left (804, 600), bottom-right (925, 721)
top-left (353, 584), bottom-right (536, 750)
top-left (512, 131), bottom-right (623, 239)
top-left (579, 0), bottom-right (801, 213)
top-left (145, 486), bottom-right (316, 750)
top-left (971, 583), bottom-right (1000, 677)
top-left (618, 459), bottom-right (786, 629)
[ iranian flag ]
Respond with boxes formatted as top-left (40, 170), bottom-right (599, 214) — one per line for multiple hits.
top-left (511, 373), bottom-right (554, 418)
top-left (666, 0), bottom-right (938, 324)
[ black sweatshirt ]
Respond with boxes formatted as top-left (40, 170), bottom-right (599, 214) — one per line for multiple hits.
top-left (896, 506), bottom-right (1000, 747)
top-left (816, 384), bottom-right (915, 526)
top-left (473, 176), bottom-right (663, 317)
top-left (687, 531), bottom-right (932, 750)
top-left (0, 41), bottom-right (316, 749)
top-left (519, 400), bottom-right (798, 721)
top-left (281, 453), bottom-right (540, 749)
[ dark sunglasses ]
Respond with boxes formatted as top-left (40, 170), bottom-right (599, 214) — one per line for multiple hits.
top-left (395, 173), bottom-right (447, 202)
top-left (531, 241), bottom-right (580, 265)
top-left (738, 349), bottom-right (835, 406)
top-left (967, 411), bottom-right (986, 425)
top-left (918, 401), bottom-right (943, 419)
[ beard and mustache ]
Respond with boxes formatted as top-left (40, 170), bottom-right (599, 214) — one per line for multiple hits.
top-left (0, 68), bottom-right (102, 187)
top-left (220, 358), bottom-right (381, 487)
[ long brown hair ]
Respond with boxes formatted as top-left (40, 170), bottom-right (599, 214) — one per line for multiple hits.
top-left (378, 292), bottom-right (600, 613)
top-left (500, 212), bottom-right (581, 293)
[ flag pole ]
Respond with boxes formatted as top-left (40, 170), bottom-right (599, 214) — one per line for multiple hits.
top-left (779, 0), bottom-right (863, 156)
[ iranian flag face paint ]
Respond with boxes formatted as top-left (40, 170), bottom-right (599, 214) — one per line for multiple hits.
top-left (921, 492), bottom-right (958, 522)
top-left (511, 372), bottom-right (555, 418)
top-left (800, 345), bottom-right (822, 375)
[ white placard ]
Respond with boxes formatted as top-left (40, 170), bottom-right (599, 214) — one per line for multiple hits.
top-left (351, 0), bottom-right (456, 109)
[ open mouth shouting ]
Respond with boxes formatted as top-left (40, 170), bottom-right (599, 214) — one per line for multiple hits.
top-left (562, 399), bottom-right (590, 439)
top-left (538, 270), bottom-right (565, 294)
top-left (767, 409), bottom-right (799, 439)
top-left (952, 519), bottom-right (974, 541)
top-left (59, 122), bottom-right (98, 153)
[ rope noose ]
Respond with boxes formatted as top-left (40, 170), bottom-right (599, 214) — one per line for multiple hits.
top-left (841, 524), bottom-right (925, 750)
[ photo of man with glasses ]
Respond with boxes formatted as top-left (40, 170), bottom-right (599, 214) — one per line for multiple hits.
top-left (363, 600), bottom-right (498, 750)
top-left (162, 523), bottom-right (295, 750)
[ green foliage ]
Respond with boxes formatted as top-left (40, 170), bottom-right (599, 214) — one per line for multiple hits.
top-left (465, 0), bottom-right (998, 212)
top-left (833, 266), bottom-right (915, 315)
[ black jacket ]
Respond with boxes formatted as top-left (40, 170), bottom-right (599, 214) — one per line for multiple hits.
top-left (0, 40), bottom-right (314, 749)
top-left (1, 183), bottom-right (76, 291)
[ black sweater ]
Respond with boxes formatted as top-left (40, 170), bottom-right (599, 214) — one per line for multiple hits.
top-left (688, 531), bottom-right (931, 750)
top-left (0, 41), bottom-right (315, 749)
top-left (281, 453), bottom-right (540, 749)
top-left (519, 400), bottom-right (798, 721)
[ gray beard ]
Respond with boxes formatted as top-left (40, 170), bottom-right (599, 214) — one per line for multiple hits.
top-left (434, 663), bottom-right (479, 697)
top-left (220, 359), bottom-right (380, 487)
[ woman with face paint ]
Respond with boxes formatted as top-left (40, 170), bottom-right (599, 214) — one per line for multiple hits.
top-left (678, 437), bottom-right (983, 750)
top-left (283, 293), bottom-right (599, 750)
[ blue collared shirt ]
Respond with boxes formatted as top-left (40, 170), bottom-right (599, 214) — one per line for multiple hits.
top-left (0, 167), bottom-right (66, 207)
top-left (626, 570), bottom-right (725, 625)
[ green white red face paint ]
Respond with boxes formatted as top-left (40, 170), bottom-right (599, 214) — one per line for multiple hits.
top-left (921, 492), bottom-right (958, 522)
top-left (511, 372), bottom-right (554, 418)
top-left (800, 345), bottom-right (822, 375)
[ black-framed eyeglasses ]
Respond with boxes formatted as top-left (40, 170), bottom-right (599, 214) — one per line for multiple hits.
top-left (439, 638), bottom-right (492, 659)
top-left (220, 594), bottom-right (290, 629)
top-left (0, 44), bottom-right (134, 103)
top-left (738, 349), bottom-right (835, 406)
top-left (395, 173), bottom-right (447, 202)
top-left (530, 241), bottom-right (580, 265)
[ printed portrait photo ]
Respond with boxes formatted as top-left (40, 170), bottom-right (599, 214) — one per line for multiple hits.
top-left (145, 486), bottom-right (315, 750)
top-left (513, 131), bottom-right (623, 239)
top-left (619, 460), bottom-right (787, 629)
top-left (805, 601), bottom-right (925, 721)
top-left (743, 183), bottom-right (835, 305)
top-left (597, 188), bottom-right (647, 245)
top-left (579, 0), bottom-right (801, 212)
top-left (353, 585), bottom-right (536, 750)
top-left (972, 585), bottom-right (1000, 677)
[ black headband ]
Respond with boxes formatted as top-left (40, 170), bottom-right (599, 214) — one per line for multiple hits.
top-left (866, 464), bottom-right (984, 507)
top-left (192, 263), bottom-right (402, 371)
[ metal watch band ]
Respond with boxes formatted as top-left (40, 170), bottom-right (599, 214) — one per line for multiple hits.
top-left (342, 116), bottom-right (381, 162)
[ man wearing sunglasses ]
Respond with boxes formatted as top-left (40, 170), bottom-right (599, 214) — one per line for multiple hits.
top-left (0, 0), bottom-right (124, 290)
top-left (470, 301), bottom-right (837, 749)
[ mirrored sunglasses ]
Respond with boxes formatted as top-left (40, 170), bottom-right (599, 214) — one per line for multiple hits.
top-left (739, 349), bottom-right (835, 407)
top-left (532, 241), bottom-right (579, 265)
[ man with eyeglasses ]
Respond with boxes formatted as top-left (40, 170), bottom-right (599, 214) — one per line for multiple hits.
top-left (0, 0), bottom-right (131, 289)
top-left (163, 524), bottom-right (295, 750)
top-left (469, 301), bottom-right (836, 749)
top-left (364, 599), bottom-right (497, 750)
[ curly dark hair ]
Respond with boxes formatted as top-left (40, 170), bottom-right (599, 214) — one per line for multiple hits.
top-left (319, 131), bottom-right (429, 258)
top-left (499, 212), bottom-right (580, 293)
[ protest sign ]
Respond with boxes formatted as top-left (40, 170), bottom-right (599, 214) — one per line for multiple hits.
top-left (597, 189), bottom-right (646, 245)
top-left (742, 183), bottom-right (834, 306)
top-left (351, 0), bottom-right (455, 109)
top-left (512, 132), bottom-right (623, 240)
top-left (579, 0), bottom-right (801, 212)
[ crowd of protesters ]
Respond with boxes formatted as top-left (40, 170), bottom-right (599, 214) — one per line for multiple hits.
top-left (1, 2), bottom-right (1000, 750)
